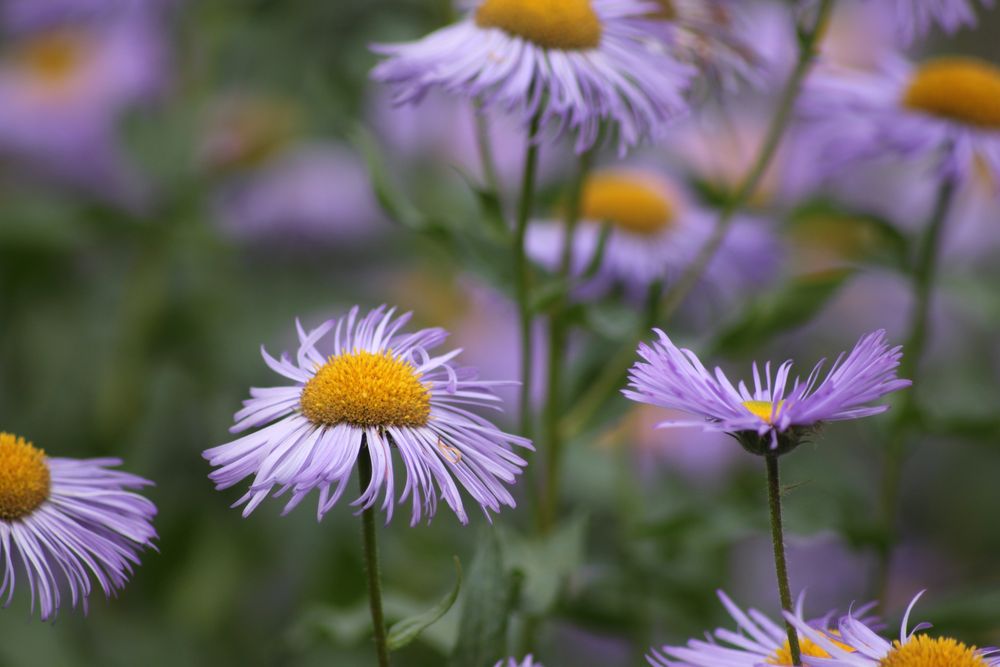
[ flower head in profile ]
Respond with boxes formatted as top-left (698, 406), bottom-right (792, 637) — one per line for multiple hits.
top-left (495, 656), bottom-right (543, 667)
top-left (882, 0), bottom-right (993, 44)
top-left (526, 167), bottom-right (779, 302)
top-left (623, 329), bottom-right (909, 454)
top-left (802, 53), bottom-right (1000, 194)
top-left (787, 591), bottom-right (1000, 666)
top-left (0, 432), bottom-right (157, 620)
top-left (647, 590), bottom-right (866, 666)
top-left (370, 0), bottom-right (692, 155)
top-left (204, 306), bottom-right (532, 525)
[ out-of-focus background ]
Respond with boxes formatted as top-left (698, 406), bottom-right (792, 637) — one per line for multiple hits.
top-left (1, 1), bottom-right (999, 665)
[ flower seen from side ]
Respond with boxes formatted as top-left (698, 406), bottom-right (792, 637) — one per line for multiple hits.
top-left (370, 0), bottom-right (693, 155)
top-left (623, 328), bottom-right (910, 454)
top-left (0, 432), bottom-right (157, 620)
top-left (203, 306), bottom-right (532, 525)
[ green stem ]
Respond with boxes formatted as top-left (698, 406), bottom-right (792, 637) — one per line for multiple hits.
top-left (515, 112), bottom-right (543, 440)
top-left (766, 455), bottom-right (801, 666)
top-left (473, 101), bottom-right (502, 197)
top-left (875, 176), bottom-right (957, 604)
top-left (359, 453), bottom-right (391, 667)
top-left (557, 0), bottom-right (835, 439)
top-left (539, 150), bottom-right (594, 532)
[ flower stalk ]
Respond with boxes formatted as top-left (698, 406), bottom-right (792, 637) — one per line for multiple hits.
top-left (766, 453), bottom-right (802, 666)
top-left (360, 451), bottom-right (392, 667)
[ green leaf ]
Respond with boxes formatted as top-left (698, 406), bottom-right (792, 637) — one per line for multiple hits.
top-left (450, 528), bottom-right (517, 667)
top-left (786, 201), bottom-right (911, 271)
top-left (453, 167), bottom-right (510, 243)
top-left (387, 556), bottom-right (462, 651)
top-left (351, 125), bottom-right (427, 230)
top-left (709, 268), bottom-right (855, 357)
top-left (499, 514), bottom-right (588, 615)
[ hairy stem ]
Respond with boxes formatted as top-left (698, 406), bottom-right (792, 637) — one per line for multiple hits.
top-left (359, 453), bottom-right (391, 667)
top-left (766, 454), bottom-right (801, 666)
top-left (875, 176), bottom-right (957, 604)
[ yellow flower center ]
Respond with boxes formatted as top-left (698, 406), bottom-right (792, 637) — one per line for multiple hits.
top-left (768, 634), bottom-right (852, 665)
top-left (903, 57), bottom-right (1000, 129)
top-left (879, 635), bottom-right (988, 667)
top-left (0, 433), bottom-right (51, 521)
top-left (300, 351), bottom-right (432, 428)
top-left (475, 0), bottom-right (603, 50)
top-left (742, 400), bottom-right (782, 423)
top-left (14, 30), bottom-right (88, 87)
top-left (580, 171), bottom-right (675, 235)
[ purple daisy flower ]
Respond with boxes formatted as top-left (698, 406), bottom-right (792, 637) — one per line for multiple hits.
top-left (203, 305), bottom-right (532, 525)
top-left (526, 166), bottom-right (780, 303)
top-left (879, 0), bottom-right (994, 44)
top-left (370, 0), bottom-right (693, 156)
top-left (787, 591), bottom-right (1000, 666)
top-left (495, 656), bottom-right (543, 667)
top-left (623, 328), bottom-right (910, 454)
top-left (647, 590), bottom-right (867, 666)
top-left (801, 53), bottom-right (1000, 193)
top-left (0, 432), bottom-right (157, 621)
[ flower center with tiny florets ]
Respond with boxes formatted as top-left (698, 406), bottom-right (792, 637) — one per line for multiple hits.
top-left (14, 30), bottom-right (87, 86)
top-left (475, 0), bottom-right (603, 50)
top-left (903, 57), bottom-right (1000, 129)
top-left (768, 634), bottom-right (853, 664)
top-left (879, 635), bottom-right (988, 667)
top-left (580, 171), bottom-right (675, 235)
top-left (300, 351), bottom-right (432, 428)
top-left (0, 432), bottom-right (51, 521)
top-left (742, 400), bottom-right (780, 423)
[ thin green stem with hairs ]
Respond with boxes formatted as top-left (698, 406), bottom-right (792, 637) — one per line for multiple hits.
top-left (766, 454), bottom-right (802, 666)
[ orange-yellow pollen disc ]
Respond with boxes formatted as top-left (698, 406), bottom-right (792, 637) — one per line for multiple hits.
top-left (879, 634), bottom-right (989, 667)
top-left (903, 57), bottom-right (1000, 129)
top-left (14, 30), bottom-right (87, 85)
top-left (580, 171), bottom-right (675, 235)
top-left (300, 351), bottom-right (431, 428)
top-left (475, 0), bottom-right (603, 50)
top-left (0, 432), bottom-right (51, 521)
top-left (742, 400), bottom-right (782, 423)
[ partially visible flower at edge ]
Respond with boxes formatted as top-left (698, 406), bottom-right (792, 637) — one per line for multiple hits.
top-left (0, 431), bottom-right (157, 621)
top-left (787, 590), bottom-right (1000, 666)
top-left (495, 655), bottom-right (543, 667)
top-left (370, 0), bottom-right (693, 156)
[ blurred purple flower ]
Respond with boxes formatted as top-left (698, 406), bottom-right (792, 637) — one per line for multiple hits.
top-left (494, 656), bottom-right (543, 667)
top-left (526, 167), bottom-right (780, 304)
top-left (801, 53), bottom-right (1000, 193)
top-left (880, 0), bottom-right (994, 44)
top-left (203, 306), bottom-right (533, 525)
top-left (0, 15), bottom-right (168, 208)
top-left (623, 329), bottom-right (909, 452)
top-left (788, 591), bottom-right (1000, 665)
top-left (213, 142), bottom-right (387, 244)
top-left (371, 0), bottom-right (692, 155)
top-left (0, 431), bottom-right (157, 621)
